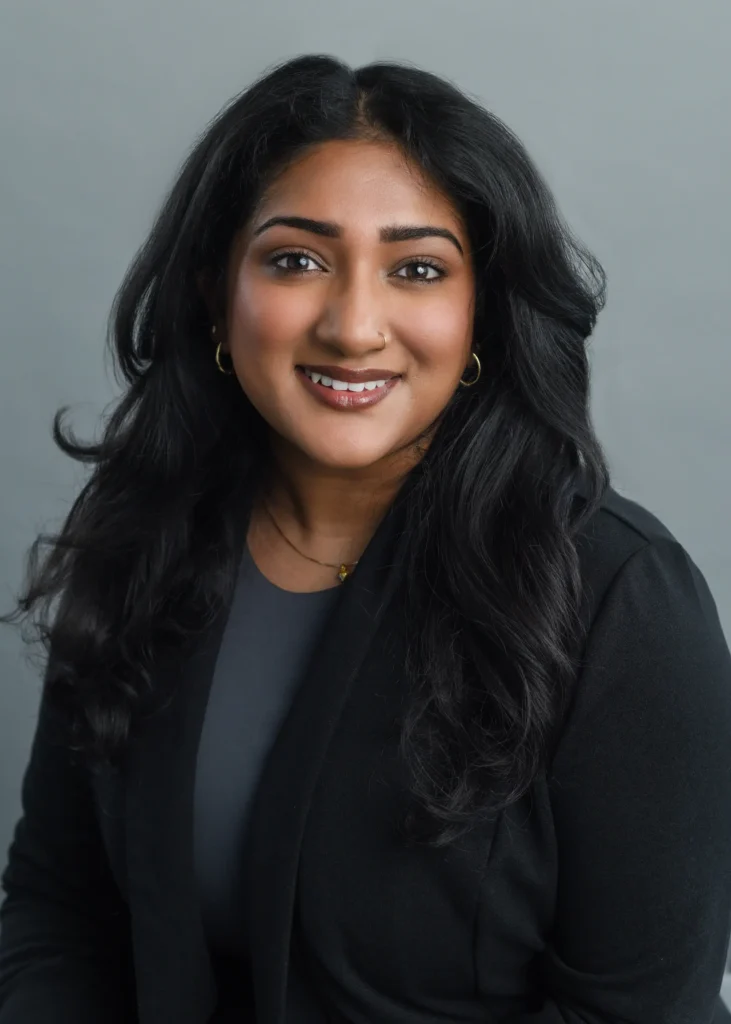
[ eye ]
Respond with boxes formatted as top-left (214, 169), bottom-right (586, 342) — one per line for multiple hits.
top-left (269, 250), bottom-right (322, 274)
top-left (393, 259), bottom-right (446, 284)
top-left (268, 250), bottom-right (447, 283)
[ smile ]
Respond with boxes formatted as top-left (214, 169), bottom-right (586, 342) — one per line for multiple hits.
top-left (303, 369), bottom-right (390, 392)
top-left (295, 365), bottom-right (401, 411)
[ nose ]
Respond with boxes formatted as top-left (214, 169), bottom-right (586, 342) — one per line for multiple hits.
top-left (313, 266), bottom-right (388, 358)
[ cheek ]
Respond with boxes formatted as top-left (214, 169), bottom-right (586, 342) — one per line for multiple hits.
top-left (227, 275), bottom-right (305, 365)
top-left (405, 304), bottom-right (473, 374)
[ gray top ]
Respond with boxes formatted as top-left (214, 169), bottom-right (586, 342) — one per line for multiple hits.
top-left (193, 544), bottom-right (340, 972)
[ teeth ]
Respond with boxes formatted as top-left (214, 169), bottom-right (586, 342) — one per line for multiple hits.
top-left (304, 369), bottom-right (390, 392)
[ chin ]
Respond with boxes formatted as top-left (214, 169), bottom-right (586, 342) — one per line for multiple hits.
top-left (300, 438), bottom-right (394, 473)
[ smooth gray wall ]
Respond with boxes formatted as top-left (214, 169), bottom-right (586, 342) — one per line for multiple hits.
top-left (1, 2), bottom-right (730, 984)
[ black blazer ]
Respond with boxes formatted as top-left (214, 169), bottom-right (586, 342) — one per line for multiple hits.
top-left (2, 483), bottom-right (731, 1024)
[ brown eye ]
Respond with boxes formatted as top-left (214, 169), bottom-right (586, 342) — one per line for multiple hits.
top-left (394, 260), bottom-right (446, 283)
top-left (270, 250), bottom-right (322, 274)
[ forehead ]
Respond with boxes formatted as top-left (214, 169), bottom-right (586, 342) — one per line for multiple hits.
top-left (250, 139), bottom-right (465, 235)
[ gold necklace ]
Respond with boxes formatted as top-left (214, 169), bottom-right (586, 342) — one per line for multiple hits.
top-left (262, 501), bottom-right (360, 583)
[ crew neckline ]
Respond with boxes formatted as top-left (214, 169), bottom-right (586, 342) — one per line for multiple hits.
top-left (242, 543), bottom-right (343, 597)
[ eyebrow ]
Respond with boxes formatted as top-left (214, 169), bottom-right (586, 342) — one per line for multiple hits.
top-left (251, 215), bottom-right (464, 257)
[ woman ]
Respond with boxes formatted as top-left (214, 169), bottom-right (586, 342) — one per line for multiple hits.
top-left (0, 52), bottom-right (730, 1024)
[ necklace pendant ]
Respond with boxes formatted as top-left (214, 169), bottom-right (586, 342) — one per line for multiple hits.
top-left (337, 564), bottom-right (350, 583)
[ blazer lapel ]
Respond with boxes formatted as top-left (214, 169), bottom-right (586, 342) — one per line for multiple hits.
top-left (123, 598), bottom-right (233, 1024)
top-left (121, 473), bottom-right (414, 1024)
top-left (245, 484), bottom-right (411, 1024)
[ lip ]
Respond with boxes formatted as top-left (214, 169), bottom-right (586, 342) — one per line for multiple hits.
top-left (296, 366), bottom-right (400, 410)
top-left (297, 364), bottom-right (400, 384)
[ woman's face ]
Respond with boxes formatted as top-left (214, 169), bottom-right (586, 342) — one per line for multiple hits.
top-left (220, 139), bottom-right (476, 471)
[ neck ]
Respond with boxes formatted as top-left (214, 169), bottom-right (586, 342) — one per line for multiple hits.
top-left (260, 433), bottom-right (422, 546)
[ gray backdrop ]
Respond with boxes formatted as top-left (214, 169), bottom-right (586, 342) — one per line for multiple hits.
top-left (1, 0), bottom-right (730, 992)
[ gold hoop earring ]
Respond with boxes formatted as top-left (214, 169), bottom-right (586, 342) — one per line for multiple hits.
top-left (213, 326), bottom-right (234, 376)
top-left (459, 351), bottom-right (481, 387)
top-left (215, 341), bottom-right (234, 375)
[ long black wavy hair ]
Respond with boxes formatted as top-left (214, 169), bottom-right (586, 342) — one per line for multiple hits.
top-left (2, 54), bottom-right (610, 849)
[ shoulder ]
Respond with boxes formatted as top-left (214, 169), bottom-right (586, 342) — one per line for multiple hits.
top-left (573, 482), bottom-right (729, 675)
top-left (551, 484), bottom-right (731, 776)
top-left (569, 484), bottom-right (724, 643)
top-left (574, 485), bottom-right (682, 614)
top-left (584, 484), bottom-right (680, 548)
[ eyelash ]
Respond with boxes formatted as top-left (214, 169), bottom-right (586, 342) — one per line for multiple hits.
top-left (268, 249), bottom-right (447, 284)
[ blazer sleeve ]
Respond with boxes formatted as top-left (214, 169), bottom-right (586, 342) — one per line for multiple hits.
top-left (0, 672), bottom-right (136, 1023)
top-left (518, 538), bottom-right (731, 1023)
